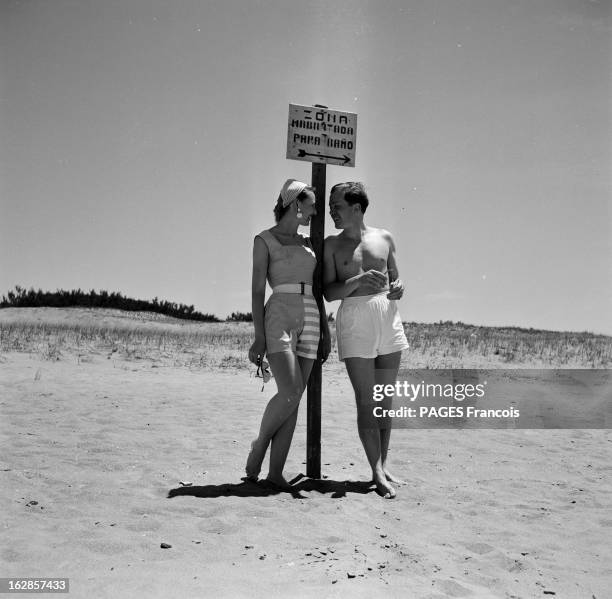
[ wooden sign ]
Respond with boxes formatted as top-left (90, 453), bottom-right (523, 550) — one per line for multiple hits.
top-left (286, 104), bottom-right (357, 167)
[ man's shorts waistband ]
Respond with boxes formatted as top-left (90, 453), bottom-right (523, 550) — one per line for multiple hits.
top-left (340, 290), bottom-right (389, 305)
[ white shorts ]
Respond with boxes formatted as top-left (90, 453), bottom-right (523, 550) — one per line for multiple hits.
top-left (336, 292), bottom-right (409, 361)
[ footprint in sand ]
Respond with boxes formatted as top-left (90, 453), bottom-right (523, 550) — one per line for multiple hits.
top-left (197, 518), bottom-right (241, 535)
top-left (125, 518), bottom-right (162, 533)
top-left (1, 548), bottom-right (27, 563)
top-left (434, 579), bottom-right (474, 597)
top-left (84, 540), bottom-right (133, 555)
top-left (597, 518), bottom-right (612, 527)
top-left (242, 509), bottom-right (276, 520)
top-left (464, 542), bottom-right (494, 555)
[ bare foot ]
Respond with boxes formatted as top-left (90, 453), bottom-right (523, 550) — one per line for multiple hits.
top-left (374, 473), bottom-right (396, 499)
top-left (383, 468), bottom-right (405, 485)
top-left (245, 439), bottom-right (266, 481)
top-left (264, 474), bottom-right (293, 491)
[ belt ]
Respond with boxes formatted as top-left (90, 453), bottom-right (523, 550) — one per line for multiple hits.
top-left (272, 283), bottom-right (313, 296)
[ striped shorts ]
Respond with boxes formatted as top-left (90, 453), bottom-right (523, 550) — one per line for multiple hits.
top-left (264, 293), bottom-right (320, 360)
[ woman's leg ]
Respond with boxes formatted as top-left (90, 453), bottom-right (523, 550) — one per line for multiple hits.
top-left (267, 356), bottom-right (315, 486)
top-left (245, 351), bottom-right (306, 481)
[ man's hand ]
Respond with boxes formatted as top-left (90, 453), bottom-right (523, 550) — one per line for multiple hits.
top-left (248, 337), bottom-right (266, 365)
top-left (359, 269), bottom-right (388, 292)
top-left (387, 279), bottom-right (404, 300)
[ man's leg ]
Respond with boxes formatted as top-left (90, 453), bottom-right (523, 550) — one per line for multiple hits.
top-left (374, 351), bottom-right (404, 485)
top-left (245, 351), bottom-right (304, 484)
top-left (267, 356), bottom-right (315, 487)
top-left (344, 357), bottom-right (396, 498)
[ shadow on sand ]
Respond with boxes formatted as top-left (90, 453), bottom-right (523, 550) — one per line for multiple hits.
top-left (167, 473), bottom-right (375, 500)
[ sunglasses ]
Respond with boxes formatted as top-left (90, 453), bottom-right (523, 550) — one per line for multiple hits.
top-left (255, 358), bottom-right (271, 391)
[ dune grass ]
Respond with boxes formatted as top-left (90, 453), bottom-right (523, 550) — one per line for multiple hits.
top-left (0, 319), bottom-right (253, 369)
top-left (400, 322), bottom-right (612, 368)
top-left (1, 308), bottom-right (610, 369)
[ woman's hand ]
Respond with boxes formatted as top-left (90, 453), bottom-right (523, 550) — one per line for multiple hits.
top-left (248, 337), bottom-right (266, 365)
top-left (318, 325), bottom-right (332, 363)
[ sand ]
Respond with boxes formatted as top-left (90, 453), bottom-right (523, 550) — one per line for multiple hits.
top-left (1, 348), bottom-right (611, 598)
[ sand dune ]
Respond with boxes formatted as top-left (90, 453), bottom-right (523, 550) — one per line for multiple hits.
top-left (1, 309), bottom-right (610, 597)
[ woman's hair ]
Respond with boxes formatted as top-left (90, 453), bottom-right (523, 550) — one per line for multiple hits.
top-left (273, 186), bottom-right (315, 223)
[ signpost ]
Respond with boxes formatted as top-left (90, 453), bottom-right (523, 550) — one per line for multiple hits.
top-left (287, 104), bottom-right (357, 167)
top-left (286, 103), bottom-right (357, 479)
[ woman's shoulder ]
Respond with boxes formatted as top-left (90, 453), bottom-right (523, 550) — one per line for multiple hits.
top-left (255, 228), bottom-right (274, 240)
top-left (254, 229), bottom-right (279, 250)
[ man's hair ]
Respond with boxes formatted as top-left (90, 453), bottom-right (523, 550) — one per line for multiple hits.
top-left (330, 181), bottom-right (369, 214)
top-left (273, 186), bottom-right (315, 223)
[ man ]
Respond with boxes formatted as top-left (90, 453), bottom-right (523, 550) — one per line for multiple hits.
top-left (323, 182), bottom-right (409, 498)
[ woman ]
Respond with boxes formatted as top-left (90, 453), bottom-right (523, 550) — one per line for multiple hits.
top-left (246, 179), bottom-right (331, 489)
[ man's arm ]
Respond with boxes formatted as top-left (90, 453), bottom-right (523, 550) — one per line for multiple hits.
top-left (322, 236), bottom-right (361, 301)
top-left (384, 230), bottom-right (404, 300)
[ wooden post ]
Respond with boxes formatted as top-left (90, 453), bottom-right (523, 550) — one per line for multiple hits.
top-left (306, 161), bottom-right (326, 479)
top-left (287, 101), bottom-right (356, 478)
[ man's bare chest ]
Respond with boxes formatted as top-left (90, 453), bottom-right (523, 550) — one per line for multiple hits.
top-left (334, 237), bottom-right (389, 277)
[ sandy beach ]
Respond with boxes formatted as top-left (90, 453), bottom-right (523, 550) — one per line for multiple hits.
top-left (1, 330), bottom-right (610, 598)
top-left (3, 0), bottom-right (610, 595)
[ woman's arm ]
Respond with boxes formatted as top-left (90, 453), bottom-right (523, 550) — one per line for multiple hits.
top-left (317, 300), bottom-right (331, 363)
top-left (248, 236), bottom-right (268, 364)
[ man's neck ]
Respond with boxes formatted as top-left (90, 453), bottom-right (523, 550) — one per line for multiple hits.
top-left (341, 220), bottom-right (366, 240)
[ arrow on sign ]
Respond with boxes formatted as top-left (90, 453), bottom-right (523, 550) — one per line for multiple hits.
top-left (298, 149), bottom-right (351, 164)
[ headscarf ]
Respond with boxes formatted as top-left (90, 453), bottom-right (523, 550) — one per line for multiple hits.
top-left (280, 179), bottom-right (309, 207)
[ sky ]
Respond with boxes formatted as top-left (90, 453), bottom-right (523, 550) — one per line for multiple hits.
top-left (1, 0), bottom-right (610, 334)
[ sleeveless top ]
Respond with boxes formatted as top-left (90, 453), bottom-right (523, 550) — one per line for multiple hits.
top-left (256, 230), bottom-right (316, 288)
